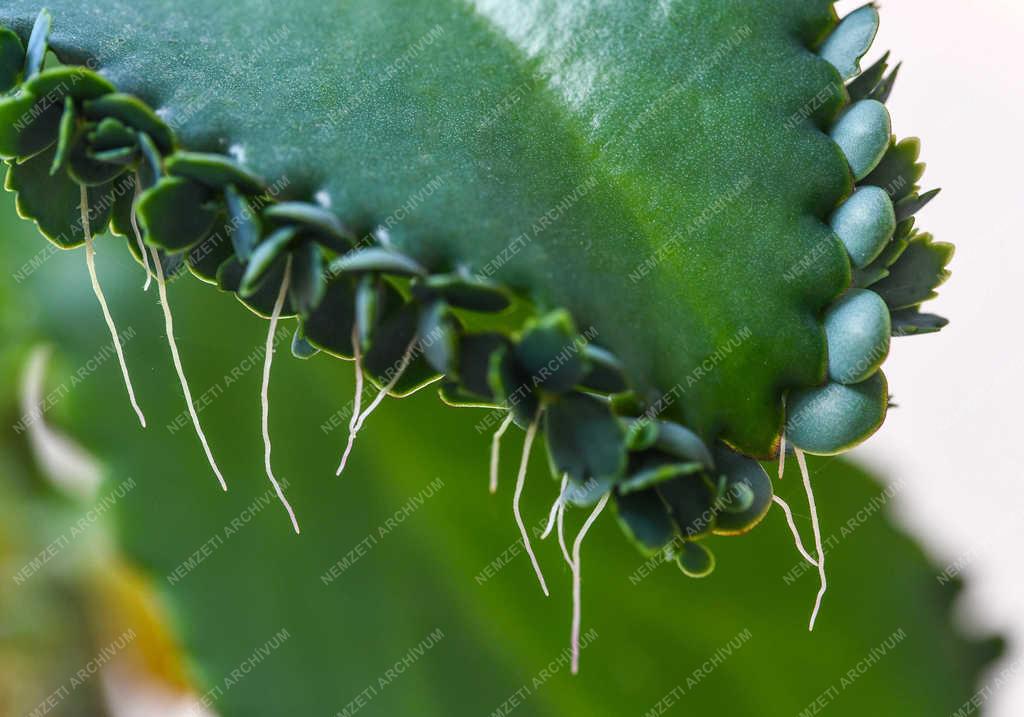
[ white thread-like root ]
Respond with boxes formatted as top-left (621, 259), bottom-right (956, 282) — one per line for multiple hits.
top-left (541, 475), bottom-right (568, 540)
top-left (261, 257), bottom-right (300, 534)
top-left (771, 495), bottom-right (817, 567)
top-left (796, 448), bottom-right (827, 630)
top-left (335, 334), bottom-right (416, 476)
top-left (80, 185), bottom-right (147, 428)
top-left (556, 498), bottom-right (572, 569)
top-left (335, 324), bottom-right (364, 476)
top-left (131, 172), bottom-right (154, 291)
top-left (489, 413), bottom-right (515, 494)
top-left (778, 432), bottom-right (787, 479)
top-left (570, 491), bottom-right (610, 675)
top-left (512, 415), bottom-right (549, 597)
top-left (149, 245), bottom-right (227, 492)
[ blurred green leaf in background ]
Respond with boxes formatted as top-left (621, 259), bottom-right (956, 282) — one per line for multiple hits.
top-left (0, 190), bottom-right (1002, 716)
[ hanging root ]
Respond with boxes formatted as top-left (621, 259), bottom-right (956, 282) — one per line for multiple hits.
top-left (489, 412), bottom-right (515, 494)
top-left (570, 491), bottom-right (610, 675)
top-left (261, 256), bottom-right (300, 534)
top-left (556, 497), bottom-right (572, 569)
top-left (80, 185), bottom-right (147, 428)
top-left (131, 172), bottom-right (154, 291)
top-left (335, 332), bottom-right (416, 476)
top-left (541, 475), bottom-right (568, 540)
top-left (149, 246), bottom-right (227, 491)
top-left (778, 432), bottom-right (787, 479)
top-left (336, 324), bottom-right (364, 476)
top-left (512, 413), bottom-right (549, 597)
top-left (795, 448), bottom-right (827, 631)
top-left (771, 496), bottom-right (818, 567)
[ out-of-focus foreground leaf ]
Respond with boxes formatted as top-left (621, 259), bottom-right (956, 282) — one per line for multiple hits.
top-left (0, 192), bottom-right (1000, 716)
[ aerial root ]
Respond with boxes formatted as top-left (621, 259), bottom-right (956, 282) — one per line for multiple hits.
top-left (570, 491), bottom-right (610, 675)
top-left (541, 475), bottom-right (568, 540)
top-left (149, 245), bottom-right (227, 491)
top-left (771, 495), bottom-right (817, 567)
top-left (778, 432), bottom-right (787, 479)
top-left (489, 412), bottom-right (515, 494)
top-left (80, 185), bottom-right (147, 428)
top-left (336, 324), bottom-right (364, 476)
top-left (131, 171), bottom-right (154, 291)
top-left (556, 497), bottom-right (572, 569)
top-left (261, 256), bottom-right (300, 534)
top-left (795, 448), bottom-right (827, 631)
top-left (512, 413), bottom-right (549, 597)
top-left (335, 332), bottom-right (416, 476)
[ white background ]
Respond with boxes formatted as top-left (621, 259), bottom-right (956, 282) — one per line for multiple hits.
top-left (836, 1), bottom-right (1024, 713)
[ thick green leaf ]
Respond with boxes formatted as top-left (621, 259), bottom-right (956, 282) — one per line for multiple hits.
top-left (67, 129), bottom-right (129, 186)
top-left (23, 64), bottom-right (115, 100)
top-left (872, 234), bottom-right (954, 310)
top-left (224, 183), bottom-right (260, 261)
top-left (418, 301), bottom-right (458, 374)
top-left (619, 460), bottom-right (704, 495)
top-left (894, 188), bottom-right (940, 223)
top-left (577, 344), bottom-right (628, 394)
top-left (166, 151), bottom-right (266, 194)
top-left (302, 274), bottom-right (357, 358)
top-left (891, 308), bottom-right (948, 336)
top-left (846, 51), bottom-right (889, 102)
top-left (818, 3), bottom-right (878, 80)
top-left (291, 327), bottom-right (320, 359)
top-left (0, 88), bottom-right (62, 158)
top-left (862, 138), bottom-right (924, 201)
top-left (515, 309), bottom-right (589, 395)
top-left (5, 144), bottom-right (114, 246)
top-left (22, 6), bottom-right (49, 78)
top-left (263, 201), bottom-right (352, 249)
top-left (417, 273), bottom-right (510, 313)
top-left (87, 116), bottom-right (138, 153)
top-left (363, 300), bottom-right (441, 396)
top-left (287, 239), bottom-right (326, 315)
top-left (0, 27), bottom-right (24, 92)
top-left (48, 95), bottom-right (74, 175)
top-left (614, 488), bottom-right (677, 554)
top-left (83, 92), bottom-right (174, 152)
top-left (656, 472), bottom-right (717, 539)
top-left (137, 175), bottom-right (218, 252)
top-left (786, 371), bottom-right (889, 456)
top-left (329, 246), bottom-right (426, 277)
top-left (676, 541), bottom-right (716, 578)
top-left (709, 448), bottom-right (773, 536)
top-left (652, 421), bottom-right (714, 468)
top-left (544, 392), bottom-right (626, 494)
top-left (0, 0), bottom-right (858, 455)
top-left (451, 331), bottom-right (506, 401)
top-left (239, 226), bottom-right (299, 295)
top-left (217, 255), bottom-right (296, 319)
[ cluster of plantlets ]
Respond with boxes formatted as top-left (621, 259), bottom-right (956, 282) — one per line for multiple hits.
top-left (0, 3), bottom-right (952, 671)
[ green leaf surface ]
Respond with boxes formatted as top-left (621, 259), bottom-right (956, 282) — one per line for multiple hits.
top-left (137, 175), bottom-right (217, 252)
top-left (0, 0), bottom-right (856, 456)
top-left (863, 138), bottom-right (924, 201)
top-left (5, 144), bottom-right (114, 246)
top-left (544, 392), bottom-right (627, 494)
top-left (83, 92), bottom-right (174, 152)
top-left (872, 234), bottom-right (954, 311)
top-left (239, 226), bottom-right (298, 295)
top-left (0, 27), bottom-right (24, 92)
top-left (891, 308), bottom-right (949, 336)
